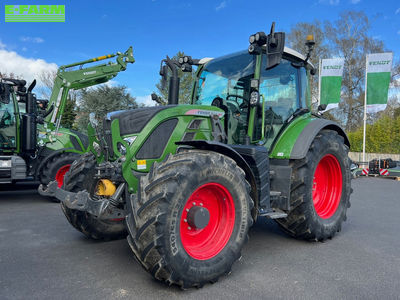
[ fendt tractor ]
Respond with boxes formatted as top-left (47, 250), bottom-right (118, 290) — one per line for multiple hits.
top-left (47, 23), bottom-right (352, 288)
top-left (0, 47), bottom-right (134, 195)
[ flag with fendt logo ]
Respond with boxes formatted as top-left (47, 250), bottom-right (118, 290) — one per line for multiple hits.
top-left (366, 53), bottom-right (393, 113)
top-left (319, 58), bottom-right (344, 110)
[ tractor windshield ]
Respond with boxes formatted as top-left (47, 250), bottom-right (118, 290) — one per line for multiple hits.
top-left (195, 51), bottom-right (256, 144)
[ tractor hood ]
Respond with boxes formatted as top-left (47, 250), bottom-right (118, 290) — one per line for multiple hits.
top-left (105, 106), bottom-right (175, 136)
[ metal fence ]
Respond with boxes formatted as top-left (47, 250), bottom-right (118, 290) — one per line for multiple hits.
top-left (349, 152), bottom-right (400, 164)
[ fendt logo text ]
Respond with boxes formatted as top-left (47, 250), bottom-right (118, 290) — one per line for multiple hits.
top-left (323, 65), bottom-right (342, 70)
top-left (5, 5), bottom-right (65, 22)
top-left (369, 60), bottom-right (391, 66)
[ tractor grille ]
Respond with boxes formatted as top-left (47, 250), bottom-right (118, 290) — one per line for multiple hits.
top-left (136, 118), bottom-right (178, 159)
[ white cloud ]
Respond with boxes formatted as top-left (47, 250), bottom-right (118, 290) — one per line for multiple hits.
top-left (20, 36), bottom-right (44, 43)
top-left (136, 95), bottom-right (156, 107)
top-left (0, 40), bottom-right (6, 49)
top-left (396, 8), bottom-right (400, 14)
top-left (215, 1), bottom-right (227, 11)
top-left (0, 49), bottom-right (57, 86)
top-left (319, 0), bottom-right (340, 5)
top-left (350, 0), bottom-right (360, 3)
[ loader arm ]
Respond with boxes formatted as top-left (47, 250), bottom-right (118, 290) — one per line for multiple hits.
top-left (45, 46), bottom-right (135, 126)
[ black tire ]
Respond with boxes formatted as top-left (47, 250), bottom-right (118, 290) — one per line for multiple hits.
top-left (39, 152), bottom-right (80, 202)
top-left (125, 150), bottom-right (253, 288)
top-left (275, 130), bottom-right (352, 241)
top-left (60, 153), bottom-right (127, 241)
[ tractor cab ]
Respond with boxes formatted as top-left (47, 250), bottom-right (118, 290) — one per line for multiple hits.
top-left (193, 46), bottom-right (313, 149)
top-left (0, 79), bottom-right (27, 152)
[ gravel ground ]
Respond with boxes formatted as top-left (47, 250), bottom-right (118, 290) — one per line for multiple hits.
top-left (0, 177), bottom-right (399, 299)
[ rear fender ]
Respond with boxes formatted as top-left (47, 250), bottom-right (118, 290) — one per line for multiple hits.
top-left (290, 119), bottom-right (350, 159)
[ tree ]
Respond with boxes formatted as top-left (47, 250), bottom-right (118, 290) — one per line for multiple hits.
top-left (348, 114), bottom-right (400, 154)
top-left (324, 11), bottom-right (385, 131)
top-left (76, 85), bottom-right (138, 132)
top-left (61, 95), bottom-right (77, 129)
top-left (38, 70), bottom-right (79, 129)
top-left (154, 51), bottom-right (195, 105)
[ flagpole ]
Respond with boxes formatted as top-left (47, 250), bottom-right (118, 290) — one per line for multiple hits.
top-left (318, 59), bottom-right (321, 106)
top-left (362, 55), bottom-right (368, 167)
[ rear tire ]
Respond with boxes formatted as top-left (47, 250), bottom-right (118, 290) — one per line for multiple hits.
top-left (125, 150), bottom-right (253, 288)
top-left (39, 152), bottom-right (80, 203)
top-left (61, 153), bottom-right (127, 241)
top-left (275, 130), bottom-right (351, 241)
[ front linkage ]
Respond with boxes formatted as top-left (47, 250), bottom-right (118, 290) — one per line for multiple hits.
top-left (40, 160), bottom-right (125, 220)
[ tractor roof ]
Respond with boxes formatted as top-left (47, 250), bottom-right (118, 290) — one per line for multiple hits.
top-left (198, 47), bottom-right (314, 69)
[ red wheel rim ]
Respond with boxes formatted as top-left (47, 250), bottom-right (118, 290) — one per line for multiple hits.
top-left (180, 182), bottom-right (235, 260)
top-left (55, 164), bottom-right (71, 188)
top-left (312, 154), bottom-right (342, 219)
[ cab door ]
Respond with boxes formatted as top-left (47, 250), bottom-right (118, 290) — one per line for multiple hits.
top-left (0, 85), bottom-right (18, 152)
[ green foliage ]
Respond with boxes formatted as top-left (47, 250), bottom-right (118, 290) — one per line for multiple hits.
top-left (155, 51), bottom-right (195, 105)
top-left (60, 95), bottom-right (77, 129)
top-left (348, 115), bottom-right (400, 154)
top-left (76, 85), bottom-right (138, 132)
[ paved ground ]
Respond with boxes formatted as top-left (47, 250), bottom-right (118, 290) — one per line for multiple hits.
top-left (0, 177), bottom-right (399, 299)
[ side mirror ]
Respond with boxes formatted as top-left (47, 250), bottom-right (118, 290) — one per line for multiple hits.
top-left (27, 79), bottom-right (36, 93)
top-left (160, 64), bottom-right (168, 90)
top-left (0, 83), bottom-right (11, 104)
top-left (265, 22), bottom-right (285, 70)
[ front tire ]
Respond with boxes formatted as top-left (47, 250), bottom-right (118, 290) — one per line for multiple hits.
top-left (39, 152), bottom-right (79, 202)
top-left (125, 151), bottom-right (253, 288)
top-left (275, 130), bottom-right (351, 241)
top-left (61, 153), bottom-right (127, 241)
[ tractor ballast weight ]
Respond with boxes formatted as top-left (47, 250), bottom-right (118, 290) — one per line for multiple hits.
top-left (52, 24), bottom-right (352, 288)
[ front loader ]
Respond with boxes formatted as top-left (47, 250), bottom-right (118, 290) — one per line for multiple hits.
top-left (50, 23), bottom-right (352, 288)
top-left (0, 47), bottom-right (134, 197)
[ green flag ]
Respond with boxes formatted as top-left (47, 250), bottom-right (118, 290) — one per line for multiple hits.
top-left (366, 53), bottom-right (393, 113)
top-left (319, 58), bottom-right (344, 110)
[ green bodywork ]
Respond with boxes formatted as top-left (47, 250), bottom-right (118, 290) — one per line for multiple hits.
top-left (45, 47), bottom-right (134, 128)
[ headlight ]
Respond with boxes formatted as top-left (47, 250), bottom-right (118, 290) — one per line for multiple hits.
top-left (93, 141), bottom-right (101, 154)
top-left (250, 91), bottom-right (259, 106)
top-left (123, 136), bottom-right (137, 145)
top-left (0, 160), bottom-right (11, 168)
top-left (117, 142), bottom-right (127, 155)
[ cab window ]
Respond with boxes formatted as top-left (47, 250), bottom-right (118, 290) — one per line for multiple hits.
top-left (259, 59), bottom-right (300, 148)
top-left (0, 90), bottom-right (17, 149)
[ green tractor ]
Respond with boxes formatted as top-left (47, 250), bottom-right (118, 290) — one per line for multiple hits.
top-left (0, 47), bottom-right (134, 194)
top-left (48, 24), bottom-right (351, 287)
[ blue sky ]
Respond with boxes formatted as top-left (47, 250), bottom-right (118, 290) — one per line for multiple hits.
top-left (0, 0), bottom-right (399, 105)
